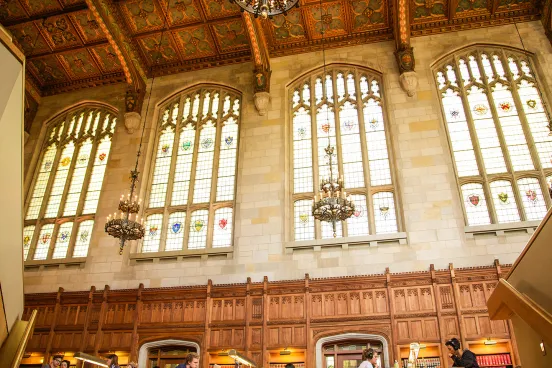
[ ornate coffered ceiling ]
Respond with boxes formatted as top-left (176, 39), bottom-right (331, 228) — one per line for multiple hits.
top-left (0, 0), bottom-right (544, 98)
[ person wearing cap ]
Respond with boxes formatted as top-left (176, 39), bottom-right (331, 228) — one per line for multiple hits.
top-left (445, 338), bottom-right (479, 367)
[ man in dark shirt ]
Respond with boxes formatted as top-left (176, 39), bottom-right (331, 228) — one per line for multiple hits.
top-left (445, 338), bottom-right (479, 368)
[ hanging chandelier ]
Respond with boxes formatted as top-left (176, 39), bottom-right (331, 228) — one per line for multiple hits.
top-left (230, 0), bottom-right (299, 19)
top-left (311, 0), bottom-right (354, 238)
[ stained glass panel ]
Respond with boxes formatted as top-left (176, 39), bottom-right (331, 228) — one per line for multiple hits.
top-left (171, 126), bottom-right (195, 206)
top-left (321, 219), bottom-right (342, 239)
top-left (142, 214), bottom-right (163, 253)
top-left (149, 129), bottom-right (175, 208)
top-left (213, 207), bottom-right (232, 248)
top-left (293, 106), bottom-right (313, 193)
top-left (517, 177), bottom-right (548, 221)
top-left (33, 224), bottom-right (54, 260)
top-left (294, 200), bottom-right (314, 241)
top-left (63, 140), bottom-right (92, 216)
top-left (166, 212), bottom-right (185, 251)
top-left (44, 142), bottom-right (75, 218)
top-left (346, 194), bottom-right (369, 236)
top-left (52, 222), bottom-right (74, 259)
top-left (23, 225), bottom-right (35, 261)
top-left (364, 99), bottom-right (392, 186)
top-left (373, 192), bottom-right (398, 234)
top-left (340, 102), bottom-right (364, 188)
top-left (26, 145), bottom-right (57, 220)
top-left (490, 180), bottom-right (520, 223)
top-left (192, 123), bottom-right (216, 203)
top-left (188, 210), bottom-right (208, 249)
top-left (461, 183), bottom-right (491, 226)
top-left (82, 138), bottom-right (112, 214)
top-left (216, 119), bottom-right (238, 201)
top-left (73, 220), bottom-right (94, 257)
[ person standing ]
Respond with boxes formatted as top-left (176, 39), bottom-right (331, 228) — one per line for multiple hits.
top-left (176, 352), bottom-right (200, 368)
top-left (358, 348), bottom-right (378, 368)
top-left (60, 360), bottom-right (71, 368)
top-left (106, 354), bottom-right (120, 368)
top-left (445, 338), bottom-right (479, 367)
top-left (42, 355), bottom-right (63, 368)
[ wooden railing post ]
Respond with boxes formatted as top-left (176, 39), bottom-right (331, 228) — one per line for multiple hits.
top-left (94, 285), bottom-right (110, 355)
top-left (449, 264), bottom-right (467, 348)
top-left (79, 285), bottom-right (96, 366)
top-left (44, 287), bottom-right (63, 362)
top-left (430, 265), bottom-right (447, 367)
top-left (305, 274), bottom-right (312, 368)
top-left (262, 276), bottom-right (269, 368)
top-left (130, 283), bottom-right (143, 362)
top-left (245, 277), bottom-right (252, 355)
top-left (385, 268), bottom-right (399, 364)
top-left (203, 279), bottom-right (212, 368)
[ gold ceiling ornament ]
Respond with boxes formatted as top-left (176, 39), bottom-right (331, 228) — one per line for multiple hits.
top-left (229, 0), bottom-right (299, 19)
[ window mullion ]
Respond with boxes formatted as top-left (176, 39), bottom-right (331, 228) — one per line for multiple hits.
top-left (478, 55), bottom-right (526, 221)
top-left (356, 73), bottom-right (376, 235)
top-left (207, 92), bottom-right (224, 249)
top-left (332, 71), bottom-right (346, 237)
top-left (46, 222), bottom-right (60, 260)
top-left (310, 76), bottom-right (321, 239)
top-left (455, 55), bottom-right (498, 224)
top-left (75, 109), bottom-right (100, 218)
top-left (56, 137), bottom-right (79, 220)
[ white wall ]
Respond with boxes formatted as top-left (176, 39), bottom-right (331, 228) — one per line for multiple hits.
top-left (22, 21), bottom-right (552, 293)
top-left (0, 38), bottom-right (25, 331)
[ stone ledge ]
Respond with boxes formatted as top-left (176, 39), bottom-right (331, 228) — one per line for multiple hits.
top-left (24, 257), bottom-right (87, 271)
top-left (129, 247), bottom-right (234, 264)
top-left (284, 233), bottom-right (408, 253)
top-left (464, 220), bottom-right (541, 238)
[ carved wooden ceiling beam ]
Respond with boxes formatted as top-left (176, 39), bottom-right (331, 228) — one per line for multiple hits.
top-left (542, 0), bottom-right (552, 43)
top-left (85, 0), bottom-right (147, 125)
top-left (243, 13), bottom-right (271, 116)
top-left (393, 0), bottom-right (417, 96)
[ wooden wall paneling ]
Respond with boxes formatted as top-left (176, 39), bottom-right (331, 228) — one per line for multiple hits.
top-left (79, 286), bottom-right (96, 354)
top-left (94, 285), bottom-right (110, 355)
top-left (430, 265), bottom-right (447, 367)
top-left (449, 264), bottom-right (467, 347)
top-left (130, 283), bottom-right (143, 361)
top-left (262, 276), bottom-right (269, 368)
top-left (305, 274), bottom-right (312, 368)
top-left (245, 277), bottom-right (252, 355)
top-left (386, 269), bottom-right (398, 364)
top-left (203, 280), bottom-right (212, 367)
top-left (44, 287), bottom-right (63, 362)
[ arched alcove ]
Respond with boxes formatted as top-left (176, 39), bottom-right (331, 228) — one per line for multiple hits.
top-left (138, 339), bottom-right (200, 368)
top-left (315, 333), bottom-right (391, 368)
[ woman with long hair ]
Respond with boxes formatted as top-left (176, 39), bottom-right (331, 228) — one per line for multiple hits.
top-left (106, 354), bottom-right (119, 368)
top-left (358, 348), bottom-right (378, 368)
top-left (60, 360), bottom-right (71, 368)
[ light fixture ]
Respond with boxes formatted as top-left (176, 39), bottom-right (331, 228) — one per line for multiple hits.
top-left (218, 350), bottom-right (229, 356)
top-left (540, 340), bottom-right (547, 356)
top-left (228, 349), bottom-right (257, 367)
top-left (280, 347), bottom-right (291, 356)
top-left (484, 338), bottom-right (497, 345)
top-left (408, 342), bottom-right (420, 363)
top-left (74, 352), bottom-right (108, 367)
top-left (229, 0), bottom-right (299, 19)
top-left (311, 0), bottom-right (354, 237)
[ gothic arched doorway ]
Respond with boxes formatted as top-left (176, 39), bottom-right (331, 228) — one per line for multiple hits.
top-left (138, 339), bottom-right (200, 368)
top-left (315, 333), bottom-right (390, 368)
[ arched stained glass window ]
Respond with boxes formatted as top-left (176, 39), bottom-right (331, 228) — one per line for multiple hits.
top-left (24, 105), bottom-right (116, 261)
top-left (434, 46), bottom-right (552, 226)
top-left (143, 85), bottom-right (239, 253)
top-left (291, 66), bottom-right (400, 241)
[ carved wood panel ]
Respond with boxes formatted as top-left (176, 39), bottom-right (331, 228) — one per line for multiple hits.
top-left (458, 281), bottom-right (497, 309)
top-left (251, 328), bottom-right (262, 348)
top-left (269, 295), bottom-right (304, 319)
top-left (104, 303), bottom-right (135, 324)
top-left (33, 306), bottom-right (56, 327)
top-left (439, 285), bottom-right (454, 310)
top-left (311, 290), bottom-right (388, 317)
top-left (396, 318), bottom-right (439, 341)
top-left (393, 287), bottom-right (435, 313)
top-left (27, 333), bottom-right (49, 351)
top-left (268, 325), bottom-right (306, 347)
top-left (463, 314), bottom-right (509, 338)
top-left (212, 299), bottom-right (245, 321)
top-left (101, 332), bottom-right (132, 349)
top-left (141, 301), bottom-right (205, 323)
top-left (210, 328), bottom-right (245, 348)
top-left (51, 332), bottom-right (83, 349)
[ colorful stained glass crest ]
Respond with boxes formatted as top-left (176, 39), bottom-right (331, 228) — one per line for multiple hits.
top-left (161, 144), bottom-right (170, 154)
top-left (181, 141), bottom-right (192, 151)
top-left (449, 109), bottom-right (460, 119)
top-left (498, 102), bottom-right (513, 112)
top-left (321, 123), bottom-right (331, 133)
top-left (379, 206), bottom-right (390, 218)
top-left (219, 218), bottom-right (228, 230)
top-left (201, 138), bottom-right (213, 149)
top-left (473, 104), bottom-right (488, 115)
top-left (225, 136), bottom-right (234, 146)
top-left (526, 189), bottom-right (538, 204)
top-left (498, 192), bottom-right (509, 204)
top-left (171, 222), bottom-right (182, 234)
top-left (468, 194), bottom-right (480, 207)
top-left (41, 233), bottom-right (51, 244)
top-left (98, 152), bottom-right (107, 162)
top-left (61, 157), bottom-right (71, 166)
top-left (369, 118), bottom-right (379, 130)
top-left (343, 120), bottom-right (355, 131)
top-left (80, 230), bottom-right (89, 242)
top-left (23, 235), bottom-right (31, 247)
top-left (299, 213), bottom-right (309, 224)
top-left (77, 155), bottom-right (88, 165)
top-left (297, 127), bottom-right (306, 138)
top-left (526, 99), bottom-right (537, 109)
top-left (149, 226), bottom-right (158, 236)
top-left (194, 219), bottom-right (204, 232)
top-left (44, 161), bottom-right (52, 170)
top-left (60, 231), bottom-right (70, 242)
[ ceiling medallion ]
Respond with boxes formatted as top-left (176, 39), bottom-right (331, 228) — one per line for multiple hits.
top-left (230, 0), bottom-right (300, 19)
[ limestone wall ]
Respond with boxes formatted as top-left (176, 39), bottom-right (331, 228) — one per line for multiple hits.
top-left (23, 21), bottom-right (552, 293)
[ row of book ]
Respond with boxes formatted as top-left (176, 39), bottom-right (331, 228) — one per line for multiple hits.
top-left (476, 354), bottom-right (512, 366)
top-left (401, 357), bottom-right (440, 368)
top-left (269, 364), bottom-right (305, 368)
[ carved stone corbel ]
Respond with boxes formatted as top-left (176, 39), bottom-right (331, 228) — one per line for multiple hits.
top-left (399, 71), bottom-right (419, 97)
top-left (253, 68), bottom-right (271, 116)
top-left (254, 91), bottom-right (270, 116)
top-left (395, 45), bottom-right (418, 97)
top-left (124, 87), bottom-right (143, 134)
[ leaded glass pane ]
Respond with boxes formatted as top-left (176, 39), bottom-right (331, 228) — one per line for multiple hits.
top-left (63, 140), bottom-right (92, 216)
top-left (34, 224), bottom-right (54, 260)
top-left (216, 119), bottom-right (238, 201)
top-left (213, 207), bottom-right (232, 248)
top-left (294, 200), bottom-right (314, 241)
top-left (166, 212), bottom-right (185, 251)
top-left (321, 219), bottom-right (342, 239)
top-left (193, 123), bottom-right (216, 204)
top-left (82, 138), bottom-right (112, 214)
top-left (45, 142), bottom-right (75, 218)
top-left (149, 128), bottom-right (175, 208)
top-left (517, 177), bottom-right (548, 221)
top-left (373, 192), bottom-right (398, 234)
top-left (293, 106), bottom-right (313, 193)
top-left (73, 220), bottom-right (93, 257)
top-left (23, 225), bottom-right (35, 261)
top-left (189, 210), bottom-right (208, 249)
top-left (26, 145), bottom-right (57, 220)
top-left (346, 194), bottom-right (369, 236)
top-left (461, 183), bottom-right (491, 226)
top-left (143, 214), bottom-right (163, 253)
top-left (364, 99), bottom-right (392, 186)
top-left (490, 180), bottom-right (520, 223)
top-left (171, 126), bottom-right (195, 206)
top-left (340, 102), bottom-right (364, 188)
top-left (52, 222), bottom-right (73, 259)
